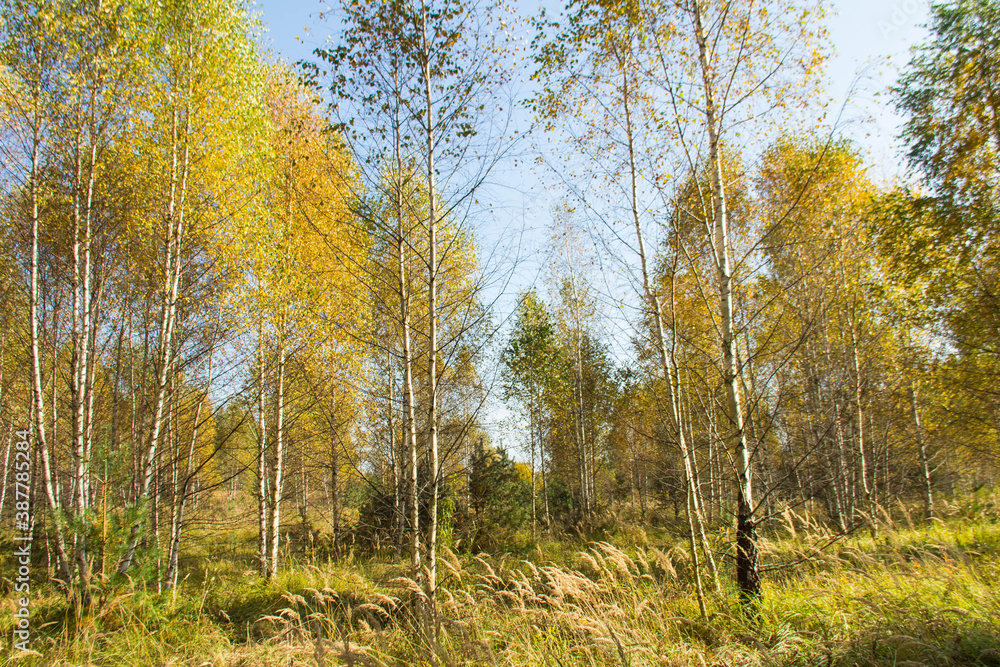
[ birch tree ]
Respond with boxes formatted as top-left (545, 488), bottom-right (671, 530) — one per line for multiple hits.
top-left (0, 0), bottom-right (75, 591)
top-left (0, 0), bottom-right (158, 601)
top-left (117, 0), bottom-right (268, 576)
top-left (317, 0), bottom-right (517, 631)
top-left (759, 136), bottom-right (884, 535)
top-left (890, 0), bottom-right (1000, 475)
top-left (501, 289), bottom-right (558, 533)
top-left (532, 0), bottom-right (825, 605)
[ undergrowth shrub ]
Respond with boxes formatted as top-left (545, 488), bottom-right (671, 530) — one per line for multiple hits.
top-left (3, 491), bottom-right (999, 666)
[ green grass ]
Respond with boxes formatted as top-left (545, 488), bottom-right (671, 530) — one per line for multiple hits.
top-left (2, 492), bottom-right (999, 666)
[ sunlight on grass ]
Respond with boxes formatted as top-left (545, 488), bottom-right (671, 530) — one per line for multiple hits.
top-left (2, 492), bottom-right (999, 666)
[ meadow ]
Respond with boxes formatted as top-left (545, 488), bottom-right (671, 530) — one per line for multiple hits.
top-left (3, 490), bottom-right (998, 667)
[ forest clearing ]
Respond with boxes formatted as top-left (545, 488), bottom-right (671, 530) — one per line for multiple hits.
top-left (1, 0), bottom-right (999, 664)
top-left (2, 491), bottom-right (999, 665)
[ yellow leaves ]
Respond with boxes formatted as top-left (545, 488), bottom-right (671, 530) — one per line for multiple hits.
top-left (242, 68), bottom-right (371, 387)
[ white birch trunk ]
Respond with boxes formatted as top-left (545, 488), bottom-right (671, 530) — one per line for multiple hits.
top-left (268, 340), bottom-right (287, 579)
top-left (910, 382), bottom-right (934, 522)
top-left (257, 322), bottom-right (269, 576)
top-left (27, 108), bottom-right (73, 587)
top-left (691, 0), bottom-right (758, 602)
top-left (118, 101), bottom-right (190, 575)
top-left (618, 60), bottom-right (712, 614)
top-left (393, 97), bottom-right (421, 582)
top-left (420, 0), bottom-right (441, 626)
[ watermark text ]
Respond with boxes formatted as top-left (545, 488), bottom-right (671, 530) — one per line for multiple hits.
top-left (12, 429), bottom-right (31, 653)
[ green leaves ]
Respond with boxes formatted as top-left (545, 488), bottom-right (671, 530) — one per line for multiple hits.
top-left (895, 0), bottom-right (1000, 213)
top-left (891, 0), bottom-right (1000, 411)
top-left (501, 289), bottom-right (558, 403)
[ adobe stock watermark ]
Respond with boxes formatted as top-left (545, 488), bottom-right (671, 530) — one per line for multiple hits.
top-left (878, 0), bottom-right (924, 40)
top-left (11, 429), bottom-right (32, 653)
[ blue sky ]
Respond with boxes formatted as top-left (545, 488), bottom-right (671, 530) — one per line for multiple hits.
top-left (250, 0), bottom-right (935, 449)
top-left (252, 0), bottom-right (932, 180)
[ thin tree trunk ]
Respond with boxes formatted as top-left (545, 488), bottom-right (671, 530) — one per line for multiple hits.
top-left (618, 60), bottom-right (711, 613)
top-left (830, 404), bottom-right (848, 532)
top-left (910, 382), bottom-right (934, 522)
top-left (685, 473), bottom-right (708, 618)
top-left (571, 278), bottom-right (590, 518)
top-left (268, 340), bottom-right (287, 579)
top-left (165, 327), bottom-right (217, 591)
top-left (389, 356), bottom-right (405, 556)
top-left (882, 428), bottom-right (890, 506)
top-left (393, 96), bottom-right (421, 582)
top-left (118, 102), bottom-right (190, 575)
top-left (267, 146), bottom-right (300, 580)
top-left (331, 418), bottom-right (341, 557)
top-left (542, 443), bottom-right (551, 529)
top-left (401, 218), bottom-right (420, 583)
top-left (849, 325), bottom-right (876, 536)
top-left (83, 271), bottom-right (105, 512)
top-left (164, 397), bottom-right (201, 591)
top-left (629, 434), bottom-right (638, 517)
top-left (28, 110), bottom-right (73, 588)
top-left (70, 135), bottom-right (97, 603)
top-left (421, 0), bottom-right (441, 629)
top-left (530, 404), bottom-right (536, 536)
top-left (50, 312), bottom-right (60, 507)
top-left (691, 0), bottom-right (758, 604)
top-left (129, 305), bottom-right (139, 502)
top-left (299, 462), bottom-right (309, 550)
top-left (257, 322), bottom-right (269, 576)
top-left (836, 221), bottom-right (876, 536)
top-left (706, 408), bottom-right (716, 525)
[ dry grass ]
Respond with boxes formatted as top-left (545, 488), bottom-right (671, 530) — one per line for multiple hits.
top-left (2, 491), bottom-right (999, 666)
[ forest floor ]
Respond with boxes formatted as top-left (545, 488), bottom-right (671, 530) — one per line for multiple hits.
top-left (2, 491), bottom-right (999, 666)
